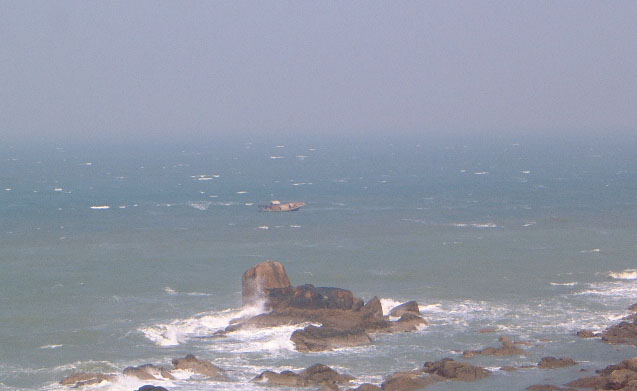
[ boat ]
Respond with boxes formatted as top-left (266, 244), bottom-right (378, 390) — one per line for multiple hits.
top-left (258, 200), bottom-right (306, 212)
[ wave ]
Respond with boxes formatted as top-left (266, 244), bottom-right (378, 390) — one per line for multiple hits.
top-left (550, 282), bottom-right (578, 286)
top-left (608, 269), bottom-right (637, 280)
top-left (139, 302), bottom-right (267, 347)
top-left (188, 202), bottom-right (211, 211)
top-left (90, 205), bottom-right (110, 210)
top-left (451, 222), bottom-right (499, 228)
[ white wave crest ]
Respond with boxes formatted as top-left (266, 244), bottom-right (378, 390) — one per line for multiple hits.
top-left (550, 282), bottom-right (578, 286)
top-left (379, 298), bottom-right (404, 316)
top-left (452, 222), bottom-right (498, 228)
top-left (140, 302), bottom-right (267, 346)
top-left (608, 269), bottom-right (637, 280)
top-left (188, 202), bottom-right (211, 211)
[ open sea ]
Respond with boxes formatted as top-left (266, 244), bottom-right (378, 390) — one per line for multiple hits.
top-left (1, 133), bottom-right (636, 391)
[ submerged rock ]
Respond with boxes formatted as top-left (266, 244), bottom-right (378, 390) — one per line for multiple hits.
top-left (291, 325), bottom-right (373, 352)
top-left (172, 354), bottom-right (227, 380)
top-left (537, 357), bottom-right (577, 369)
top-left (462, 336), bottom-right (526, 358)
top-left (422, 358), bottom-right (491, 381)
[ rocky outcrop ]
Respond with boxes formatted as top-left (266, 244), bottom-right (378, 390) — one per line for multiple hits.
top-left (389, 301), bottom-right (420, 318)
top-left (123, 364), bottom-right (175, 380)
top-left (600, 314), bottom-right (637, 346)
top-left (526, 385), bottom-right (576, 391)
top-left (291, 325), bottom-right (373, 352)
top-left (253, 363), bottom-right (354, 388)
top-left (462, 336), bottom-right (526, 358)
top-left (537, 357), bottom-right (577, 369)
top-left (422, 358), bottom-right (491, 381)
top-left (350, 383), bottom-right (382, 391)
top-left (242, 260), bottom-right (292, 305)
top-left (232, 261), bottom-right (428, 351)
top-left (172, 354), bottom-right (227, 380)
top-left (565, 357), bottom-right (637, 390)
top-left (59, 372), bottom-right (115, 387)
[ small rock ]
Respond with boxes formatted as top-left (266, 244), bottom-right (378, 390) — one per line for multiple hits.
top-left (253, 370), bottom-right (305, 387)
top-left (576, 329), bottom-right (597, 338)
top-left (172, 354), bottom-right (227, 380)
top-left (123, 364), bottom-right (174, 380)
top-left (423, 358), bottom-right (491, 381)
top-left (391, 313), bottom-right (427, 332)
top-left (291, 325), bottom-right (372, 352)
top-left (350, 383), bottom-right (382, 391)
top-left (60, 372), bottom-right (114, 387)
top-left (137, 386), bottom-right (169, 391)
top-left (537, 357), bottom-right (577, 369)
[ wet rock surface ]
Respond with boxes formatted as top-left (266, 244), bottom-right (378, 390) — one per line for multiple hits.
top-left (172, 354), bottom-right (227, 380)
top-left (388, 301), bottom-right (420, 318)
top-left (59, 372), bottom-right (116, 387)
top-left (291, 325), bottom-right (373, 352)
top-left (422, 358), bottom-right (491, 381)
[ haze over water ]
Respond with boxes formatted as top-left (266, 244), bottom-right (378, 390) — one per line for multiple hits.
top-left (1, 133), bottom-right (636, 390)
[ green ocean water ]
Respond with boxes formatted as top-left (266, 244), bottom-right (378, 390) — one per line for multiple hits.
top-left (1, 134), bottom-right (636, 390)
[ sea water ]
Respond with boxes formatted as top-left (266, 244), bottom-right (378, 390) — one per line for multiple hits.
top-left (1, 133), bottom-right (636, 391)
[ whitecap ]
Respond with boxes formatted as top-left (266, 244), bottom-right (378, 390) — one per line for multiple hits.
top-left (289, 225), bottom-right (301, 228)
top-left (40, 344), bottom-right (63, 349)
top-left (236, 191), bottom-right (249, 194)
top-left (522, 222), bottom-right (536, 227)
top-left (474, 171), bottom-right (489, 175)
top-left (90, 205), bottom-right (110, 210)
top-left (257, 226), bottom-right (269, 230)
top-left (608, 269), bottom-right (637, 280)
top-left (189, 202), bottom-right (211, 211)
top-left (164, 287), bottom-right (177, 295)
top-left (550, 282), bottom-right (578, 286)
top-left (54, 188), bottom-right (63, 192)
top-left (269, 156), bottom-right (284, 159)
top-left (521, 170), bottom-right (531, 174)
top-left (296, 155), bottom-right (308, 159)
top-left (580, 248), bottom-right (601, 253)
top-left (452, 222), bottom-right (498, 228)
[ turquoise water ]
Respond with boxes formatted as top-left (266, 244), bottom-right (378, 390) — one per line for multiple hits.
top-left (1, 134), bottom-right (636, 390)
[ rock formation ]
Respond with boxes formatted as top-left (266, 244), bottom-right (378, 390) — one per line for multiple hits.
top-left (59, 372), bottom-right (115, 387)
top-left (172, 354), bottom-right (227, 380)
top-left (232, 261), bottom-right (428, 351)
top-left (388, 301), bottom-right (420, 318)
top-left (530, 357), bottom-right (637, 391)
top-left (242, 260), bottom-right (292, 305)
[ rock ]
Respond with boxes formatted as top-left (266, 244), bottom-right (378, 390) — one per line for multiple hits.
top-left (254, 364), bottom-right (354, 388)
top-left (478, 328), bottom-right (498, 333)
top-left (253, 370), bottom-right (305, 387)
top-left (576, 329), bottom-right (597, 338)
top-left (60, 372), bottom-right (115, 387)
top-left (123, 364), bottom-right (175, 380)
top-left (462, 337), bottom-right (525, 358)
top-left (500, 366), bottom-right (517, 372)
top-left (600, 316), bottom-right (637, 346)
top-left (291, 325), bottom-right (372, 352)
top-left (423, 358), bottom-right (491, 381)
top-left (608, 369), bottom-right (637, 388)
top-left (390, 313), bottom-right (428, 332)
top-left (300, 363), bottom-right (355, 385)
top-left (389, 301), bottom-right (420, 318)
top-left (537, 357), bottom-right (577, 369)
top-left (350, 383), bottom-right (382, 391)
top-left (137, 386), bottom-right (169, 391)
top-left (381, 372), bottom-right (430, 391)
top-left (242, 260), bottom-right (292, 305)
top-left (363, 296), bottom-right (384, 318)
top-left (565, 376), bottom-right (610, 389)
top-left (629, 303), bottom-right (637, 312)
top-left (172, 354), bottom-right (227, 380)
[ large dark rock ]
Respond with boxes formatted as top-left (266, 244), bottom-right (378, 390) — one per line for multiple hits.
top-left (600, 315), bottom-right (637, 346)
top-left (172, 354), bottom-right (227, 380)
top-left (389, 301), bottom-right (420, 318)
top-left (137, 386), bottom-right (169, 391)
top-left (462, 336), bottom-right (525, 358)
top-left (537, 357), bottom-right (577, 369)
top-left (291, 325), bottom-right (372, 352)
top-left (253, 370), bottom-right (306, 386)
top-left (566, 358), bottom-right (637, 390)
top-left (350, 383), bottom-right (382, 391)
top-left (301, 363), bottom-right (355, 385)
top-left (60, 372), bottom-right (115, 387)
top-left (381, 371), bottom-right (442, 391)
top-left (242, 260), bottom-right (292, 305)
top-left (423, 358), bottom-right (491, 381)
top-left (123, 364), bottom-right (175, 380)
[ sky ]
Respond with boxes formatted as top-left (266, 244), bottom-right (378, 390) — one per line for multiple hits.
top-left (1, 1), bottom-right (636, 143)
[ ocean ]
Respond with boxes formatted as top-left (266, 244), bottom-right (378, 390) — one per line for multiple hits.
top-left (1, 133), bottom-right (636, 391)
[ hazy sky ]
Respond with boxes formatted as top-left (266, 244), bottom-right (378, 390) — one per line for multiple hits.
top-left (1, 1), bottom-right (636, 142)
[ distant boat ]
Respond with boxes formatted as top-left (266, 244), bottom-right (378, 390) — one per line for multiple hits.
top-left (258, 200), bottom-right (306, 212)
